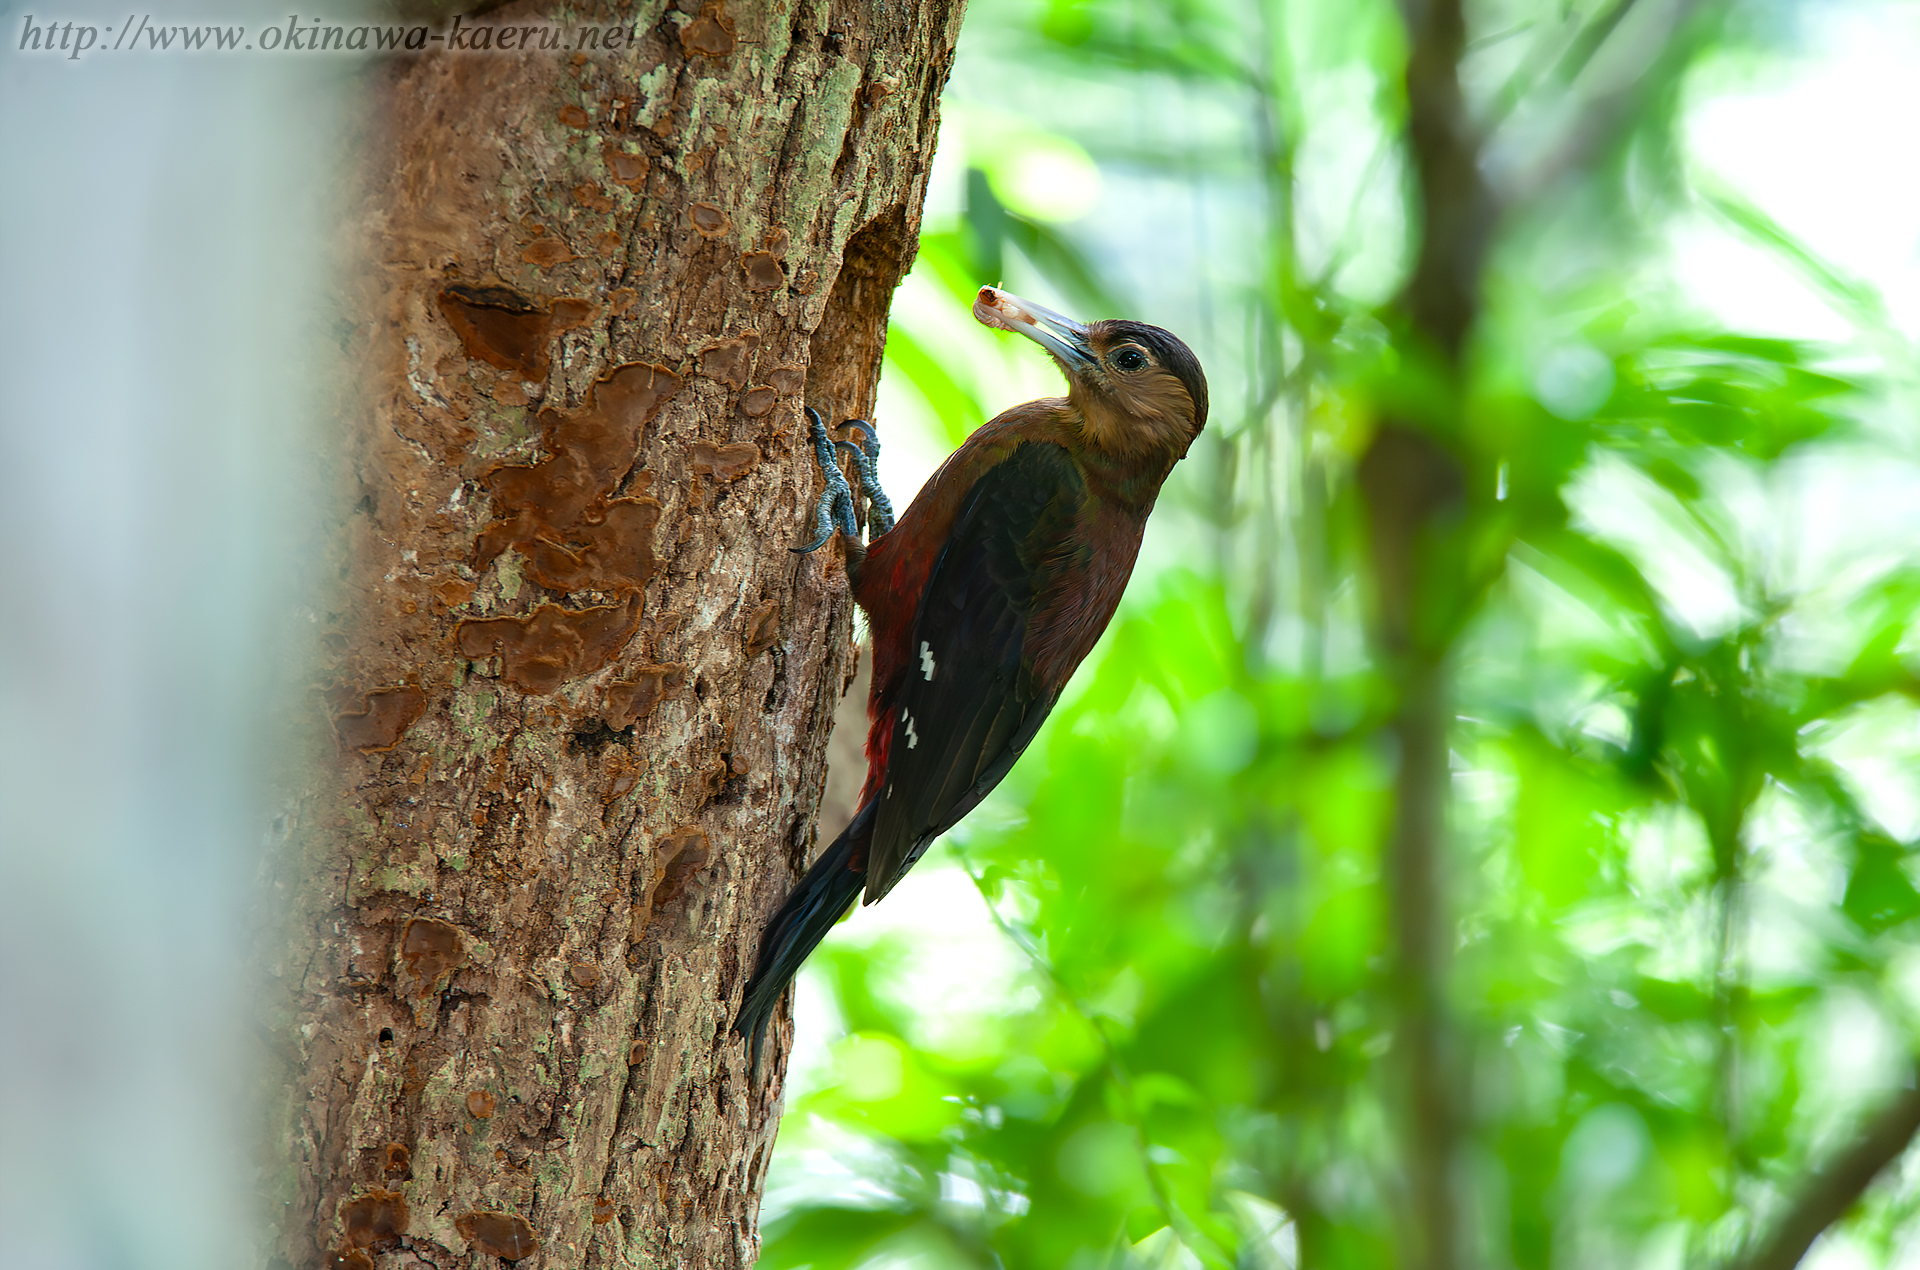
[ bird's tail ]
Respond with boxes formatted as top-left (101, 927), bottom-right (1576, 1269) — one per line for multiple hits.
top-left (734, 802), bottom-right (873, 1075)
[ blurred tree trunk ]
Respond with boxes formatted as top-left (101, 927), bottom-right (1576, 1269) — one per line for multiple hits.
top-left (1358, 1), bottom-right (1487, 1268)
top-left (253, 2), bottom-right (963, 1265)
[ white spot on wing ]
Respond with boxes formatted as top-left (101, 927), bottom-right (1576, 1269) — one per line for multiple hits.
top-left (920, 641), bottom-right (936, 680)
top-left (902, 708), bottom-right (919, 750)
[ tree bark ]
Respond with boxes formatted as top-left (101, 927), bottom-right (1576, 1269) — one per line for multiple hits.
top-left (254, 1), bottom-right (963, 1265)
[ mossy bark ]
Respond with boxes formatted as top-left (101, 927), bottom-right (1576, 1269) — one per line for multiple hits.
top-left (255, 1), bottom-right (963, 1264)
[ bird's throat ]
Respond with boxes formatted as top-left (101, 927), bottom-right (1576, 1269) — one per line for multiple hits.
top-left (1068, 384), bottom-right (1195, 464)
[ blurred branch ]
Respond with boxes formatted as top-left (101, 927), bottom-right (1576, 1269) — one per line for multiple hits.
top-left (1400, 0), bottom-right (1494, 360)
top-left (1388, 677), bottom-right (1464, 1257)
top-left (1710, 836), bottom-right (1749, 1178)
top-left (1359, 1), bottom-right (1493, 1267)
top-left (1486, 0), bottom-right (1640, 128)
top-left (1242, 5), bottom-right (1301, 664)
top-left (1493, 0), bottom-right (1716, 207)
top-left (1551, 0), bottom-right (1644, 87)
top-left (1728, 1075), bottom-right (1920, 1270)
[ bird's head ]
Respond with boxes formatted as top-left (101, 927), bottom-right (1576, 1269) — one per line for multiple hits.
top-left (973, 286), bottom-right (1208, 461)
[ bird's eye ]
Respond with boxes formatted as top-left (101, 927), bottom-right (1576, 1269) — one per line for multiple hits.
top-left (1111, 347), bottom-right (1149, 372)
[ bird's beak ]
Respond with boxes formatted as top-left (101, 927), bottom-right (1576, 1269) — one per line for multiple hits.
top-left (973, 286), bottom-right (1096, 370)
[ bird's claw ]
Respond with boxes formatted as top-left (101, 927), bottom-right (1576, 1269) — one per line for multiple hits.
top-left (838, 420), bottom-right (880, 449)
top-left (793, 407), bottom-right (860, 554)
top-left (833, 424), bottom-right (896, 538)
top-left (793, 408), bottom-right (896, 551)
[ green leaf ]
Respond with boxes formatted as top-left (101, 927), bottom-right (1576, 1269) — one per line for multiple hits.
top-left (1844, 837), bottom-right (1920, 935)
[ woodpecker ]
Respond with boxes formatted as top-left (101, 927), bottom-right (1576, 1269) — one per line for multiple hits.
top-left (735, 287), bottom-right (1208, 1067)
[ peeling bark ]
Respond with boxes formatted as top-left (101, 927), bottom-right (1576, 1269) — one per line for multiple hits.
top-left (254, 1), bottom-right (964, 1264)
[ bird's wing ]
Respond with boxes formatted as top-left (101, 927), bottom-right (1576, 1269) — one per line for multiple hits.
top-left (863, 441), bottom-right (1086, 903)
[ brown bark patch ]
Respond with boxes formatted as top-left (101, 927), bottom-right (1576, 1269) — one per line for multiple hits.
top-left (474, 362), bottom-right (677, 598)
top-left (456, 595), bottom-right (645, 695)
top-left (557, 103), bottom-right (590, 129)
top-left (689, 202), bottom-right (730, 237)
top-left (765, 364), bottom-right (806, 395)
top-left (482, 363), bottom-right (678, 528)
top-left (698, 333), bottom-right (758, 388)
top-left (604, 664), bottom-right (689, 730)
top-left (654, 829), bottom-right (713, 906)
top-left (430, 576), bottom-right (476, 612)
top-left (477, 498), bottom-right (662, 593)
top-left (333, 687), bottom-right (427, 753)
top-left (327, 1250), bottom-right (373, 1270)
top-left (742, 251), bottom-right (785, 291)
top-left (465, 1089), bottom-right (497, 1120)
top-left (520, 235), bottom-right (576, 269)
top-left (743, 599), bottom-right (781, 655)
top-left (381, 1143), bottom-right (412, 1180)
top-left (694, 751), bottom-right (732, 802)
top-left (604, 144), bottom-right (650, 187)
top-left (435, 286), bottom-right (593, 381)
top-left (569, 961), bottom-right (602, 989)
top-left (691, 440), bottom-right (761, 482)
top-left (398, 918), bottom-right (464, 994)
top-left (603, 747), bottom-right (641, 802)
top-left (679, 2), bottom-right (736, 56)
top-left (741, 386), bottom-right (778, 417)
top-left (634, 829), bottom-right (712, 937)
top-left (593, 1195), bottom-right (617, 1224)
top-left (340, 1189), bottom-right (409, 1247)
top-left (455, 1211), bottom-right (539, 1261)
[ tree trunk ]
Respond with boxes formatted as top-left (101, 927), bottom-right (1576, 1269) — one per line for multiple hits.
top-left (255, 1), bottom-right (963, 1264)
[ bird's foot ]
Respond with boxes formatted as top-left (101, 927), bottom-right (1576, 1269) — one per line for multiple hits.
top-left (793, 407), bottom-right (858, 554)
top-left (793, 410), bottom-right (897, 553)
top-left (834, 420), bottom-right (896, 538)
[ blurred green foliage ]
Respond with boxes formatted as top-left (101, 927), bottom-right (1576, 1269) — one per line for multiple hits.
top-left (762, 0), bottom-right (1920, 1266)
